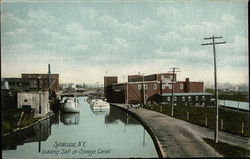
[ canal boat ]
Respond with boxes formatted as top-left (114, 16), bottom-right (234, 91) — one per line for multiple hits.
top-left (60, 95), bottom-right (80, 113)
top-left (90, 99), bottom-right (110, 111)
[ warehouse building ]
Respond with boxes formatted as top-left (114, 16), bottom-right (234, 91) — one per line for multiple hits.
top-left (22, 73), bottom-right (59, 94)
top-left (104, 73), bottom-right (213, 106)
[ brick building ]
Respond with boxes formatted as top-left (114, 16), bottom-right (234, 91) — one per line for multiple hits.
top-left (104, 73), bottom-right (213, 106)
top-left (22, 74), bottom-right (59, 93)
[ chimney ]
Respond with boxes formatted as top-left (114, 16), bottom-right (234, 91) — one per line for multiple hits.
top-left (185, 78), bottom-right (190, 92)
top-left (48, 64), bottom-right (51, 94)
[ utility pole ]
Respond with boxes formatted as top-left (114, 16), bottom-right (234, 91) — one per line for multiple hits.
top-left (202, 35), bottom-right (226, 143)
top-left (126, 80), bottom-right (129, 104)
top-left (168, 68), bottom-right (180, 117)
top-left (122, 75), bottom-right (127, 104)
top-left (48, 64), bottom-right (51, 98)
top-left (142, 74), bottom-right (146, 106)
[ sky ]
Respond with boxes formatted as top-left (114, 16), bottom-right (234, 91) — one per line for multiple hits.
top-left (1, 0), bottom-right (248, 85)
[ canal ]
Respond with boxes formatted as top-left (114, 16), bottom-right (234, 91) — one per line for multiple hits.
top-left (2, 96), bottom-right (158, 158)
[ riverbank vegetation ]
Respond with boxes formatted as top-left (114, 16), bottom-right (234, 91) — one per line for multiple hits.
top-left (143, 104), bottom-right (250, 137)
top-left (203, 138), bottom-right (250, 157)
top-left (205, 89), bottom-right (249, 102)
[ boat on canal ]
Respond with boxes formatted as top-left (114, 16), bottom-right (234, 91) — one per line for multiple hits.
top-left (90, 99), bottom-right (110, 111)
top-left (60, 94), bottom-right (80, 113)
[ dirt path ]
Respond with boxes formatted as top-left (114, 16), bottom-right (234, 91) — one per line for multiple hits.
top-left (112, 103), bottom-right (250, 158)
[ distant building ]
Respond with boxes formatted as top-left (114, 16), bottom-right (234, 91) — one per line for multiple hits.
top-left (21, 73), bottom-right (59, 94)
top-left (17, 91), bottom-right (51, 116)
top-left (1, 78), bottom-right (31, 91)
top-left (104, 73), bottom-right (213, 106)
top-left (104, 76), bottom-right (118, 101)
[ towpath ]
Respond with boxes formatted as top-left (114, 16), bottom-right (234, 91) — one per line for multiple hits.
top-left (111, 103), bottom-right (250, 158)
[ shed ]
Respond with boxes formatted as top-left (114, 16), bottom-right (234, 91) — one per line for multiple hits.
top-left (17, 91), bottom-right (50, 116)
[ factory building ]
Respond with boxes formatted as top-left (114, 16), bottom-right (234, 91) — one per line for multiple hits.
top-left (21, 73), bottom-right (59, 94)
top-left (104, 73), bottom-right (213, 106)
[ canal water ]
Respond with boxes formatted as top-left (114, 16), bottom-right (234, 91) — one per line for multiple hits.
top-left (2, 96), bottom-right (158, 158)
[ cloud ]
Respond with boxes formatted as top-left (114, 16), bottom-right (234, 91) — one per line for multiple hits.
top-left (99, 15), bottom-right (155, 32)
top-left (65, 22), bottom-right (102, 39)
top-left (104, 37), bottom-right (132, 51)
top-left (179, 14), bottom-right (240, 36)
top-left (221, 14), bottom-right (237, 24)
top-left (157, 6), bottom-right (181, 21)
top-left (99, 15), bottom-right (140, 31)
top-left (40, 29), bottom-right (68, 41)
top-left (4, 28), bottom-right (28, 37)
top-left (71, 44), bottom-right (89, 52)
top-left (1, 12), bottom-right (26, 26)
top-left (27, 10), bottom-right (56, 24)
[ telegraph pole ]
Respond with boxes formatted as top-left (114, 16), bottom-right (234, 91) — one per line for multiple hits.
top-left (202, 35), bottom-right (226, 143)
top-left (142, 74), bottom-right (146, 105)
top-left (168, 67), bottom-right (180, 117)
top-left (122, 75), bottom-right (127, 104)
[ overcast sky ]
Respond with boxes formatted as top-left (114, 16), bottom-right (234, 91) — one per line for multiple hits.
top-left (1, 0), bottom-right (248, 85)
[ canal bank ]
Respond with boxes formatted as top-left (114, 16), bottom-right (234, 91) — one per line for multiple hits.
top-left (2, 112), bottom-right (54, 138)
top-left (111, 103), bottom-right (250, 157)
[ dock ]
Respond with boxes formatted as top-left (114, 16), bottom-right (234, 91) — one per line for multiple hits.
top-left (111, 103), bottom-right (250, 158)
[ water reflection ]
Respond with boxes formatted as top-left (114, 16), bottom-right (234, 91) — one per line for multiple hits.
top-left (2, 118), bottom-right (51, 151)
top-left (90, 105), bottom-right (110, 116)
top-left (105, 106), bottom-right (139, 125)
top-left (2, 97), bottom-right (158, 158)
top-left (60, 113), bottom-right (80, 125)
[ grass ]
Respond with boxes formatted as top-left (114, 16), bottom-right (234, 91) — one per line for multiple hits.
top-left (203, 138), bottom-right (250, 157)
top-left (143, 103), bottom-right (250, 137)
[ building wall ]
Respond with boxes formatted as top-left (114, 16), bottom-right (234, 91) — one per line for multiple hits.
top-left (188, 82), bottom-right (204, 92)
top-left (17, 91), bottom-right (50, 115)
top-left (160, 94), bottom-right (212, 106)
top-left (105, 73), bottom-right (206, 105)
top-left (128, 75), bottom-right (143, 82)
top-left (104, 76), bottom-right (118, 102)
top-left (22, 74), bottom-right (59, 93)
top-left (1, 90), bottom-right (17, 109)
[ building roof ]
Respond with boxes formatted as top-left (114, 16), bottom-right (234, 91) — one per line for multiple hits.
top-left (1, 78), bottom-right (31, 83)
top-left (160, 92), bottom-right (213, 96)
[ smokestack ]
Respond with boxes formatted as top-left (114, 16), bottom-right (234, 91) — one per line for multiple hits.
top-left (48, 64), bottom-right (51, 93)
top-left (185, 78), bottom-right (190, 92)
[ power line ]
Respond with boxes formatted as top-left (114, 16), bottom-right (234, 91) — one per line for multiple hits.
top-left (202, 35), bottom-right (226, 144)
top-left (168, 67), bottom-right (180, 117)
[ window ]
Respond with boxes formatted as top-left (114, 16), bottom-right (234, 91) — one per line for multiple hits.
top-left (138, 84), bottom-right (142, 90)
top-left (169, 84), bottom-right (172, 89)
top-left (145, 95), bottom-right (148, 100)
top-left (202, 96), bottom-right (205, 101)
top-left (188, 96), bottom-right (192, 101)
top-left (195, 103), bottom-right (199, 106)
top-left (167, 97), bottom-right (171, 101)
top-left (161, 75), bottom-right (164, 80)
top-left (162, 84), bottom-right (166, 89)
top-left (180, 83), bottom-right (183, 89)
top-left (195, 96), bottom-right (199, 101)
top-left (174, 96), bottom-right (177, 101)
top-left (170, 75), bottom-right (173, 80)
top-left (24, 99), bottom-right (28, 102)
top-left (144, 84), bottom-right (148, 90)
top-left (182, 96), bottom-right (185, 101)
top-left (153, 83), bottom-right (157, 90)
